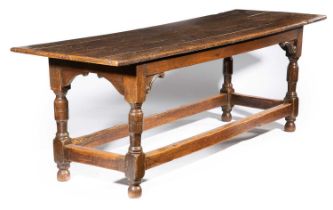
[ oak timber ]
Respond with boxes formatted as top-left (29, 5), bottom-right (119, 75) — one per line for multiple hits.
top-left (11, 10), bottom-right (325, 66)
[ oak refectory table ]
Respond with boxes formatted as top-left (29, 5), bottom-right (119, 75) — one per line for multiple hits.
top-left (11, 10), bottom-right (326, 198)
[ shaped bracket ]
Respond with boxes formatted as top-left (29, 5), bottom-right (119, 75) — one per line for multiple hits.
top-left (279, 41), bottom-right (297, 57)
top-left (145, 73), bottom-right (165, 93)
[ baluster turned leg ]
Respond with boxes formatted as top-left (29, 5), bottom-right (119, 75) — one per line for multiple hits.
top-left (125, 103), bottom-right (145, 198)
top-left (284, 54), bottom-right (299, 132)
top-left (220, 57), bottom-right (235, 122)
top-left (280, 29), bottom-right (303, 132)
top-left (53, 86), bottom-right (71, 181)
top-left (123, 68), bottom-right (147, 198)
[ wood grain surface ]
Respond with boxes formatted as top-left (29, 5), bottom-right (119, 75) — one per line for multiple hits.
top-left (11, 10), bottom-right (325, 66)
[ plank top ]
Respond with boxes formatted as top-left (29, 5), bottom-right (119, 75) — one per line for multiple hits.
top-left (11, 10), bottom-right (325, 66)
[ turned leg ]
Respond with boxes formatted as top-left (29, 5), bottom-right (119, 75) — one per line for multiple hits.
top-left (220, 57), bottom-right (235, 122)
top-left (125, 103), bottom-right (145, 198)
top-left (123, 68), bottom-right (147, 198)
top-left (284, 56), bottom-right (299, 132)
top-left (53, 86), bottom-right (71, 181)
top-left (280, 29), bottom-right (303, 132)
top-left (49, 59), bottom-right (90, 181)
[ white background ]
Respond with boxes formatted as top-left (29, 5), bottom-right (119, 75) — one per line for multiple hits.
top-left (0, 0), bottom-right (332, 209)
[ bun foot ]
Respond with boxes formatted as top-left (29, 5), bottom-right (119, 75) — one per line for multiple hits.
top-left (221, 112), bottom-right (232, 122)
top-left (284, 121), bottom-right (296, 132)
top-left (128, 185), bottom-right (142, 198)
top-left (57, 169), bottom-right (70, 182)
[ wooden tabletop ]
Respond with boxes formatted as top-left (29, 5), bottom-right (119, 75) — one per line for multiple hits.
top-left (11, 10), bottom-right (325, 67)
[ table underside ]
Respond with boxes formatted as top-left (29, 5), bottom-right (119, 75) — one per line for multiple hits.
top-left (44, 27), bottom-right (304, 199)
